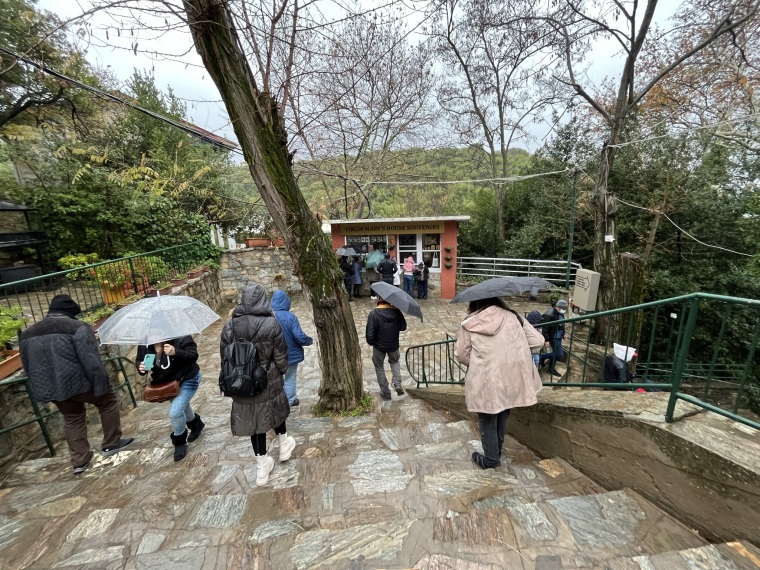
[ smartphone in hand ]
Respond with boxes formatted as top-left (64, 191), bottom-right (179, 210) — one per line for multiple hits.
top-left (142, 353), bottom-right (156, 370)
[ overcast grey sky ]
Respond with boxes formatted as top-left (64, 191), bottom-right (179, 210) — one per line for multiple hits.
top-left (36, 0), bottom-right (680, 156)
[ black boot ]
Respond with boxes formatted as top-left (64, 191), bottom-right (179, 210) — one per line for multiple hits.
top-left (186, 414), bottom-right (205, 442)
top-left (170, 430), bottom-right (188, 462)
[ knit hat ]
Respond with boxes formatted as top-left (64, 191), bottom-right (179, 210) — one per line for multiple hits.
top-left (555, 299), bottom-right (569, 309)
top-left (48, 294), bottom-right (81, 317)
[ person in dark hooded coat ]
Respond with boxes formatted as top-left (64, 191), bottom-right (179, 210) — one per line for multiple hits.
top-left (365, 295), bottom-right (407, 400)
top-left (220, 283), bottom-right (292, 486)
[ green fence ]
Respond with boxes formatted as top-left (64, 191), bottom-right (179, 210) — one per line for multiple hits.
top-left (405, 292), bottom-right (760, 431)
top-left (0, 242), bottom-right (209, 332)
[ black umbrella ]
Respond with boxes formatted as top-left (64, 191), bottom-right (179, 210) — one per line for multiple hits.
top-left (451, 276), bottom-right (554, 304)
top-left (370, 281), bottom-right (423, 321)
top-left (337, 246), bottom-right (358, 257)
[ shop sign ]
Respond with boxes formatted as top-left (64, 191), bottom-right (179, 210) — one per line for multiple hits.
top-left (340, 221), bottom-right (445, 235)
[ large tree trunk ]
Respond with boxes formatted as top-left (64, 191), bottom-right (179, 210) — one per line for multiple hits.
top-left (185, 0), bottom-right (363, 411)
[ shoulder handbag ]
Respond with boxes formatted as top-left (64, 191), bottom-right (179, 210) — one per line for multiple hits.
top-left (143, 379), bottom-right (179, 403)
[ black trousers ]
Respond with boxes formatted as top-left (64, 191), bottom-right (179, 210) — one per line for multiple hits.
top-left (477, 409), bottom-right (511, 467)
top-left (251, 421), bottom-right (287, 455)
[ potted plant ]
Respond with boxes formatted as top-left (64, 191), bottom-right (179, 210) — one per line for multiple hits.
top-left (116, 293), bottom-right (143, 309)
top-left (0, 306), bottom-right (25, 380)
top-left (187, 266), bottom-right (204, 279)
top-left (445, 263), bottom-right (453, 269)
top-left (148, 281), bottom-right (173, 297)
top-left (171, 273), bottom-right (188, 286)
top-left (245, 236), bottom-right (271, 248)
top-left (444, 246), bottom-right (453, 252)
top-left (81, 305), bottom-right (115, 331)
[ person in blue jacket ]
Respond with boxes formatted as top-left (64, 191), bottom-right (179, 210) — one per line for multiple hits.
top-left (271, 290), bottom-right (314, 407)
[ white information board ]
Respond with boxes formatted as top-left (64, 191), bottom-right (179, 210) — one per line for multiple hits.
top-left (573, 268), bottom-right (600, 312)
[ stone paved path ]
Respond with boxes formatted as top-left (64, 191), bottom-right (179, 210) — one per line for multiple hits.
top-left (0, 295), bottom-right (758, 569)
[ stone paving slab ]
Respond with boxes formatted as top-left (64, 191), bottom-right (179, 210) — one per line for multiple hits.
top-left (0, 294), bottom-right (747, 569)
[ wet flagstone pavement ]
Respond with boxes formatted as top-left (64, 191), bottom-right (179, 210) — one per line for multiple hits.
top-left (0, 294), bottom-right (758, 569)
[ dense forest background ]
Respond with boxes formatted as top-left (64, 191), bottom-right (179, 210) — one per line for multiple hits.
top-left (1, 0), bottom-right (759, 308)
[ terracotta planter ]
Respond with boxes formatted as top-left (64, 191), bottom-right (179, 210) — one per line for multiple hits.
top-left (202, 265), bottom-right (211, 273)
top-left (245, 237), bottom-right (271, 248)
top-left (0, 349), bottom-right (23, 380)
top-left (272, 238), bottom-right (285, 247)
top-left (147, 286), bottom-right (173, 297)
top-left (187, 270), bottom-right (203, 279)
top-left (171, 278), bottom-right (187, 286)
top-left (91, 316), bottom-right (109, 331)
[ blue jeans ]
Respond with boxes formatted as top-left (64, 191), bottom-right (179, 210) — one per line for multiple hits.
top-left (539, 339), bottom-right (564, 371)
top-left (169, 372), bottom-right (200, 435)
top-left (283, 363), bottom-right (299, 405)
top-left (403, 274), bottom-right (414, 296)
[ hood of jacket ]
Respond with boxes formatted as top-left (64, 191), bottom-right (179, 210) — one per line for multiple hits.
top-left (461, 305), bottom-right (508, 337)
top-left (374, 303), bottom-right (402, 322)
top-left (233, 284), bottom-right (272, 318)
top-left (271, 289), bottom-right (291, 312)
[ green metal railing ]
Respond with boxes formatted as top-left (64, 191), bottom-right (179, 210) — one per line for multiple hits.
top-left (405, 292), bottom-right (760, 431)
top-left (0, 242), bottom-right (209, 330)
top-left (0, 355), bottom-right (138, 456)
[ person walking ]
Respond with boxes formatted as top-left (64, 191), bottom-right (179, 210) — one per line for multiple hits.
top-left (19, 294), bottom-right (133, 474)
top-left (603, 343), bottom-right (637, 390)
top-left (454, 297), bottom-right (544, 469)
top-left (271, 290), bottom-right (313, 407)
top-left (402, 255), bottom-right (416, 296)
top-left (137, 335), bottom-right (203, 462)
top-left (538, 299), bottom-right (568, 377)
top-left (339, 256), bottom-right (353, 300)
top-left (414, 261), bottom-right (429, 299)
top-left (352, 256), bottom-right (363, 299)
top-left (365, 295), bottom-right (407, 400)
top-left (220, 283), bottom-right (293, 486)
top-left (376, 253), bottom-right (398, 286)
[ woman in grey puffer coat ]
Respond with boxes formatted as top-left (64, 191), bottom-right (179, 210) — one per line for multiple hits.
top-left (220, 283), bottom-right (293, 486)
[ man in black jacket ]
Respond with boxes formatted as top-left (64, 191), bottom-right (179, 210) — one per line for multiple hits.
top-left (376, 253), bottom-right (398, 286)
top-left (365, 295), bottom-right (407, 400)
top-left (19, 295), bottom-right (133, 474)
top-left (538, 299), bottom-right (568, 377)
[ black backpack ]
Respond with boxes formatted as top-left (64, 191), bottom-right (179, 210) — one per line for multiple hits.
top-left (219, 324), bottom-right (268, 397)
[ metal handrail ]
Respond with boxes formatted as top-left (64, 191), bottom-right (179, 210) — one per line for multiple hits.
top-left (404, 291), bottom-right (760, 432)
top-left (456, 256), bottom-right (582, 285)
top-left (0, 241), bottom-right (210, 327)
top-left (0, 355), bottom-right (139, 457)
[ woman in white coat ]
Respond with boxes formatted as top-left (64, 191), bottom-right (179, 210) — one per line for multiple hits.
top-left (455, 297), bottom-right (545, 468)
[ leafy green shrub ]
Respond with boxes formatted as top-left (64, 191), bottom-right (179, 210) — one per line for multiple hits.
top-left (0, 306), bottom-right (26, 347)
top-left (58, 253), bottom-right (100, 280)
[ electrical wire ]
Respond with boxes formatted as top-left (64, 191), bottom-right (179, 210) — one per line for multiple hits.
top-left (605, 112), bottom-right (760, 150)
top-left (0, 45), bottom-right (245, 156)
top-left (616, 197), bottom-right (753, 257)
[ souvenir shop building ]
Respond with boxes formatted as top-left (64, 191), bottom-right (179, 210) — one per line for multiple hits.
top-left (329, 216), bottom-right (470, 299)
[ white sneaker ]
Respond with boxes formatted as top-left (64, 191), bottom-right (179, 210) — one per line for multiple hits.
top-left (255, 454), bottom-right (275, 486)
top-left (279, 435), bottom-right (296, 462)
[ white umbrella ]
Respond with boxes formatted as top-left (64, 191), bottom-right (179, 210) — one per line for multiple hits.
top-left (97, 294), bottom-right (220, 346)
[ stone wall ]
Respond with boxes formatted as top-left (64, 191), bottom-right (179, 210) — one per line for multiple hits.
top-left (0, 271), bottom-right (221, 472)
top-left (219, 246), bottom-right (301, 303)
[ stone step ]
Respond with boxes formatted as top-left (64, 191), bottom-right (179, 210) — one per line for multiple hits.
top-left (601, 540), bottom-right (760, 569)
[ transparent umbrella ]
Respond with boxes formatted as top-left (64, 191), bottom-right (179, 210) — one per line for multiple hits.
top-left (97, 294), bottom-right (220, 347)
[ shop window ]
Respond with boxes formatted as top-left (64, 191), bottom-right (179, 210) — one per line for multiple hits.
top-left (346, 235), bottom-right (386, 253)
top-left (422, 233), bottom-right (441, 268)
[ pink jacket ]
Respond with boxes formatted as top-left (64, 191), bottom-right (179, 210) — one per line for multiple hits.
top-left (403, 257), bottom-right (415, 274)
top-left (454, 305), bottom-right (545, 414)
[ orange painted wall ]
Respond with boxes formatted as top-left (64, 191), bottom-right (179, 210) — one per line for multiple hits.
top-left (331, 225), bottom-right (346, 252)
top-left (440, 221), bottom-right (459, 299)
